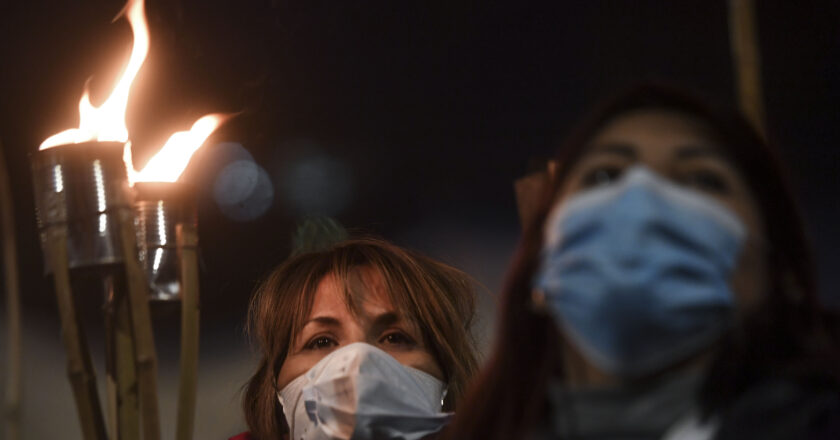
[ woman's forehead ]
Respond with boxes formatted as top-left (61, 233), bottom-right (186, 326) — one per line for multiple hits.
top-left (589, 109), bottom-right (718, 151)
top-left (309, 267), bottom-right (397, 320)
top-left (566, 109), bottom-right (737, 174)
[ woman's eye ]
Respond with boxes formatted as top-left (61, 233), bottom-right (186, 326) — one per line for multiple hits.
top-left (305, 336), bottom-right (337, 350)
top-left (682, 170), bottom-right (730, 194)
top-left (380, 332), bottom-right (415, 347)
top-left (581, 167), bottom-right (623, 188)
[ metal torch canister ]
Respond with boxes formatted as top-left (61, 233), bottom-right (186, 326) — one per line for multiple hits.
top-left (133, 182), bottom-right (197, 301)
top-left (31, 142), bottom-right (132, 273)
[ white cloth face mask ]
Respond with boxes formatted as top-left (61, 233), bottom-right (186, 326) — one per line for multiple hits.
top-left (278, 342), bottom-right (451, 440)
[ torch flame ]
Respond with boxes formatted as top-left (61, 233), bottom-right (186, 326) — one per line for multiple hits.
top-left (127, 114), bottom-right (229, 185)
top-left (40, 0), bottom-right (149, 150)
top-left (40, 0), bottom-right (231, 184)
top-left (40, 0), bottom-right (229, 186)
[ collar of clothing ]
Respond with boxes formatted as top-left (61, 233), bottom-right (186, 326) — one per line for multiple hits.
top-left (547, 369), bottom-right (703, 440)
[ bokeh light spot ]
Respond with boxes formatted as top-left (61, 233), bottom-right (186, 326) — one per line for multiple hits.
top-left (213, 160), bottom-right (274, 221)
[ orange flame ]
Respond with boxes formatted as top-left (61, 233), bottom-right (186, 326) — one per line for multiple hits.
top-left (127, 114), bottom-right (229, 185)
top-left (40, 0), bottom-right (149, 150)
top-left (40, 0), bottom-right (230, 184)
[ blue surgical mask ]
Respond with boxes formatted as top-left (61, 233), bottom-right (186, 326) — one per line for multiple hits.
top-left (534, 166), bottom-right (746, 377)
top-left (278, 343), bottom-right (451, 440)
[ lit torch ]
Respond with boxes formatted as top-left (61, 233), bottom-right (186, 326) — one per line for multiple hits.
top-left (31, 0), bottom-right (226, 438)
top-left (129, 114), bottom-right (227, 301)
top-left (128, 114), bottom-right (227, 440)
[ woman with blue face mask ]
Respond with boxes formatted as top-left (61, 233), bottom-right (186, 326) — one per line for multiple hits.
top-left (236, 238), bottom-right (479, 440)
top-left (443, 84), bottom-right (840, 440)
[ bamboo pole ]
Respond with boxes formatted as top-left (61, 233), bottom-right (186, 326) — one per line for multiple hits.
top-left (1, 141), bottom-right (23, 440)
top-left (116, 293), bottom-right (141, 440)
top-left (114, 208), bottom-right (161, 440)
top-left (175, 224), bottom-right (200, 440)
top-left (45, 226), bottom-right (108, 440)
top-left (115, 291), bottom-right (140, 440)
top-left (105, 282), bottom-right (118, 439)
top-left (105, 276), bottom-right (140, 440)
top-left (729, 0), bottom-right (766, 135)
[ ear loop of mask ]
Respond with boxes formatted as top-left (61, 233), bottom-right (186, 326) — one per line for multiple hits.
top-left (271, 356), bottom-right (292, 433)
top-left (430, 364), bottom-right (449, 410)
top-left (529, 194), bottom-right (557, 318)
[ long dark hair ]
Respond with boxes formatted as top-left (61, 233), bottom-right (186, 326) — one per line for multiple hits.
top-left (443, 83), bottom-right (840, 439)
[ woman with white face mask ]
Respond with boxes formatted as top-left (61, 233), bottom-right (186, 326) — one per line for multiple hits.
top-left (236, 238), bottom-right (479, 440)
top-left (443, 84), bottom-right (840, 440)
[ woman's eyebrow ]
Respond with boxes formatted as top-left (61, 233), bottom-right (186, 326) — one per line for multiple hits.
top-left (369, 312), bottom-right (415, 336)
top-left (587, 143), bottom-right (637, 160)
top-left (371, 312), bottom-right (400, 328)
top-left (674, 144), bottom-right (723, 160)
top-left (302, 316), bottom-right (341, 328)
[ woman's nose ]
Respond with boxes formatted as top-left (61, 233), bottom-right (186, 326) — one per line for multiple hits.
top-left (341, 324), bottom-right (369, 345)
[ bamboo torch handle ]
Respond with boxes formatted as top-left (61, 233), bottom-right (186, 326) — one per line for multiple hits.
top-left (105, 276), bottom-right (140, 440)
top-left (115, 207), bottom-right (161, 440)
top-left (175, 224), bottom-right (200, 440)
top-left (728, 0), bottom-right (766, 135)
top-left (1, 140), bottom-right (23, 440)
top-left (115, 284), bottom-right (140, 440)
top-left (104, 285), bottom-right (117, 439)
top-left (45, 227), bottom-right (108, 440)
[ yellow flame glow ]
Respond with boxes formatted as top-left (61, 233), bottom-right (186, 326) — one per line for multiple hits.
top-left (40, 0), bottom-right (149, 150)
top-left (127, 114), bottom-right (228, 185)
top-left (40, 0), bottom-right (231, 184)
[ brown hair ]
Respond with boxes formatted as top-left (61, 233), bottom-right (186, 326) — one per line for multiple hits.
top-left (242, 237), bottom-right (480, 439)
top-left (443, 83), bottom-right (840, 439)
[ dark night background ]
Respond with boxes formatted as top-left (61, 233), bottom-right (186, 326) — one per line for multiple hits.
top-left (1, 1), bottom-right (838, 438)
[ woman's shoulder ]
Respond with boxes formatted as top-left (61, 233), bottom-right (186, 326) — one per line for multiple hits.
top-left (228, 432), bottom-right (255, 440)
